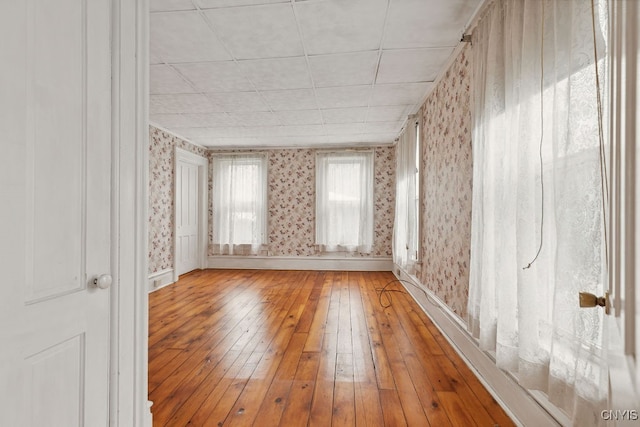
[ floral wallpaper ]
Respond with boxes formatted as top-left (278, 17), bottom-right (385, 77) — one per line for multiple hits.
top-left (267, 149), bottom-right (316, 256)
top-left (148, 126), bottom-right (206, 274)
top-left (373, 146), bottom-right (396, 257)
top-left (205, 146), bottom-right (395, 258)
top-left (419, 44), bottom-right (473, 319)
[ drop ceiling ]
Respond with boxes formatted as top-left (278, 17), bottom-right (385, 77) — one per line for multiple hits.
top-left (150, 0), bottom-right (481, 148)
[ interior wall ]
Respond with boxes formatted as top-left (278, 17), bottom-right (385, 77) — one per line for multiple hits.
top-left (148, 126), bottom-right (206, 275)
top-left (149, 124), bottom-right (395, 275)
top-left (207, 146), bottom-right (395, 258)
top-left (418, 44), bottom-right (473, 319)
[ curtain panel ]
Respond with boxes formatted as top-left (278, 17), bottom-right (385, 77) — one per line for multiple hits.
top-left (211, 154), bottom-right (268, 255)
top-left (315, 151), bottom-right (374, 254)
top-left (393, 118), bottom-right (419, 272)
top-left (468, 0), bottom-right (609, 424)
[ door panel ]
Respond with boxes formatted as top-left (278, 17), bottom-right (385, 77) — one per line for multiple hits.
top-left (176, 160), bottom-right (200, 275)
top-left (0, 0), bottom-right (112, 425)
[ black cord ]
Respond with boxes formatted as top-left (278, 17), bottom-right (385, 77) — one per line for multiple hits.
top-left (524, 1), bottom-right (546, 270)
top-left (375, 279), bottom-right (441, 309)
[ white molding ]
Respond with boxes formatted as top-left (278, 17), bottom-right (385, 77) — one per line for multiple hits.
top-left (392, 265), bottom-right (562, 427)
top-left (207, 256), bottom-right (392, 271)
top-left (173, 147), bottom-right (209, 282)
top-left (148, 269), bottom-right (175, 292)
top-left (608, 0), bottom-right (640, 412)
top-left (111, 0), bottom-right (151, 425)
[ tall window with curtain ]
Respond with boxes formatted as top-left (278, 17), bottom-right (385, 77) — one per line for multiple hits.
top-left (468, 0), bottom-right (609, 424)
top-left (211, 154), bottom-right (267, 255)
top-left (315, 151), bottom-right (374, 253)
top-left (393, 118), bottom-right (419, 273)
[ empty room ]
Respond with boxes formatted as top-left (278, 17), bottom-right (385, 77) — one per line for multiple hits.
top-left (2, 0), bottom-right (639, 426)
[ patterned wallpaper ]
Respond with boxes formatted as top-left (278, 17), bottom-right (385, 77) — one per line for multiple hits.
top-left (149, 134), bottom-right (395, 274)
top-left (373, 146), bottom-right (396, 257)
top-left (267, 149), bottom-right (316, 256)
top-left (149, 126), bottom-right (207, 274)
top-left (418, 44), bottom-right (473, 319)
top-left (205, 146), bottom-right (395, 258)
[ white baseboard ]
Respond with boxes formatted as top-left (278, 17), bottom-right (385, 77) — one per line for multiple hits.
top-left (147, 268), bottom-right (175, 292)
top-left (207, 255), bottom-right (392, 271)
top-left (392, 265), bottom-right (562, 427)
top-left (145, 401), bottom-right (153, 427)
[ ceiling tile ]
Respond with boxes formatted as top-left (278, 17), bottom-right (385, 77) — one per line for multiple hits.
top-left (274, 110), bottom-right (323, 125)
top-left (150, 51), bottom-right (164, 65)
top-left (327, 133), bottom-right (396, 144)
top-left (364, 121), bottom-right (405, 134)
top-left (384, 0), bottom-right (480, 49)
top-left (150, 12), bottom-right (231, 63)
top-left (150, 94), bottom-right (222, 114)
top-left (370, 83), bottom-right (432, 106)
top-left (281, 125), bottom-right (326, 136)
top-left (186, 113), bottom-right (245, 127)
top-left (179, 126), bottom-right (249, 138)
top-left (150, 113), bottom-right (243, 128)
top-left (325, 123), bottom-right (364, 135)
top-left (377, 48), bottom-right (453, 84)
top-left (295, 0), bottom-right (388, 55)
top-left (197, 0), bottom-right (288, 8)
top-left (228, 111), bottom-right (281, 126)
top-left (309, 51), bottom-right (379, 88)
top-left (203, 4), bottom-right (303, 60)
top-left (261, 89), bottom-right (317, 111)
top-left (243, 125), bottom-right (325, 137)
top-left (322, 107), bottom-right (368, 124)
top-left (197, 137), bottom-right (263, 147)
top-left (150, 65), bottom-right (197, 94)
top-left (173, 62), bottom-right (254, 92)
top-left (366, 105), bottom-right (413, 122)
top-left (150, 0), bottom-right (195, 12)
top-left (238, 57), bottom-right (312, 90)
top-left (206, 91), bottom-right (270, 112)
top-left (315, 86), bottom-right (371, 109)
top-left (150, 114), bottom-right (193, 128)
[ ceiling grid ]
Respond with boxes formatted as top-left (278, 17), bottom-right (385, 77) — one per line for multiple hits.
top-left (149, 0), bottom-right (481, 148)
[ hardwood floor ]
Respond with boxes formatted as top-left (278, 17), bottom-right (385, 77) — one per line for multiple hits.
top-left (148, 269), bottom-right (514, 426)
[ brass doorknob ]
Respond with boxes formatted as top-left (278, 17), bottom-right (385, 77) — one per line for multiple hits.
top-left (579, 291), bottom-right (610, 315)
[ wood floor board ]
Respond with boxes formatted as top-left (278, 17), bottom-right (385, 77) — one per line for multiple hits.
top-left (148, 270), bottom-right (515, 426)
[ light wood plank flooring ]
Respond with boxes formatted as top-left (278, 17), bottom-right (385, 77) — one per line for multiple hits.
top-left (149, 269), bottom-right (514, 426)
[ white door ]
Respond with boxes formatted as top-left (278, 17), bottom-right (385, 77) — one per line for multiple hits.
top-left (0, 0), bottom-right (112, 426)
top-left (175, 156), bottom-right (200, 276)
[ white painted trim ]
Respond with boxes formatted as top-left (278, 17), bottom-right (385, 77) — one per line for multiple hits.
top-left (207, 256), bottom-right (392, 271)
top-left (110, 0), bottom-right (151, 425)
top-left (607, 0), bottom-right (640, 413)
top-left (148, 269), bottom-right (175, 292)
top-left (392, 265), bottom-right (563, 427)
top-left (148, 121), bottom-right (208, 151)
top-left (173, 147), bottom-right (209, 282)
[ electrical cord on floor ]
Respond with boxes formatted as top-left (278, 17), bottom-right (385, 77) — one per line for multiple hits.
top-left (375, 278), bottom-right (441, 309)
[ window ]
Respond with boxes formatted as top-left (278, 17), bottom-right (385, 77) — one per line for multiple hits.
top-left (211, 154), bottom-right (267, 255)
top-left (315, 151), bottom-right (374, 253)
top-left (392, 118), bottom-right (419, 272)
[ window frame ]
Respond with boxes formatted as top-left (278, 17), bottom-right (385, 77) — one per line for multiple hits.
top-left (210, 152), bottom-right (268, 254)
top-left (315, 150), bottom-right (375, 253)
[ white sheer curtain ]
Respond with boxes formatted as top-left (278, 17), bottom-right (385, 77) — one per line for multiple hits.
top-left (393, 118), bottom-right (419, 272)
top-left (316, 151), bottom-right (374, 253)
top-left (468, 0), bottom-right (608, 424)
top-left (211, 154), bottom-right (267, 255)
